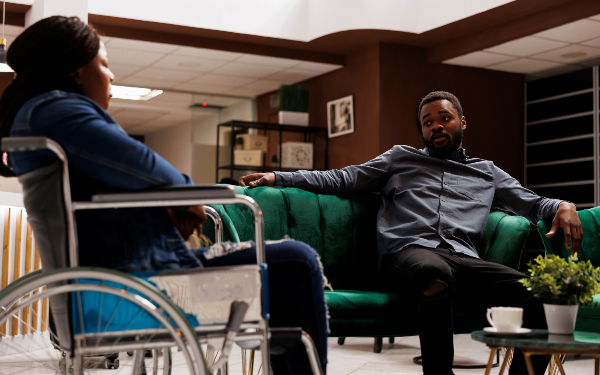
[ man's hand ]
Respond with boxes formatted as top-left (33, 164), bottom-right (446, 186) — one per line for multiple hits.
top-left (546, 201), bottom-right (582, 256)
top-left (167, 205), bottom-right (207, 241)
top-left (239, 172), bottom-right (276, 188)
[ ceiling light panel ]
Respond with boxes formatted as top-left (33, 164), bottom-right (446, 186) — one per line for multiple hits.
top-left (189, 74), bottom-right (256, 87)
top-left (173, 46), bottom-right (243, 61)
top-left (106, 48), bottom-right (166, 67)
top-left (531, 45), bottom-right (600, 64)
top-left (487, 58), bottom-right (565, 74)
top-left (111, 85), bottom-right (163, 100)
top-left (534, 19), bottom-right (600, 43)
top-left (484, 37), bottom-right (568, 57)
top-left (443, 51), bottom-right (516, 67)
top-left (211, 62), bottom-right (285, 78)
top-left (105, 37), bottom-right (179, 54)
top-left (146, 92), bottom-right (193, 107)
top-left (152, 55), bottom-right (227, 72)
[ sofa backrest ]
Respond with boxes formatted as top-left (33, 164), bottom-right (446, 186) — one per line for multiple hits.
top-left (537, 206), bottom-right (600, 266)
top-left (204, 186), bottom-right (530, 291)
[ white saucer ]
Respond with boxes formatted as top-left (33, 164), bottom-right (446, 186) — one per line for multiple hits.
top-left (484, 327), bottom-right (531, 335)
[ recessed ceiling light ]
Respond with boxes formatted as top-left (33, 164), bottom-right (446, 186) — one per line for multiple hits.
top-left (560, 52), bottom-right (587, 59)
top-left (179, 62), bottom-right (200, 68)
top-left (110, 85), bottom-right (163, 101)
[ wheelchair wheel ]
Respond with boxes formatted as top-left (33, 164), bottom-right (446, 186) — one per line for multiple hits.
top-left (0, 267), bottom-right (207, 375)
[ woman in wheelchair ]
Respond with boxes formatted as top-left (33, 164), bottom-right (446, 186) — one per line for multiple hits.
top-left (0, 16), bottom-right (328, 374)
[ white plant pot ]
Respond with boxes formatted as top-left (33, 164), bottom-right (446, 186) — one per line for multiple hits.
top-left (278, 111), bottom-right (309, 126)
top-left (543, 304), bottom-right (578, 334)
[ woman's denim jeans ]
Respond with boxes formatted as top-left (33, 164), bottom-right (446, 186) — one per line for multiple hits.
top-left (193, 240), bottom-right (328, 375)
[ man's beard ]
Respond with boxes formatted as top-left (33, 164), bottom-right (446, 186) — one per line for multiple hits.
top-left (422, 128), bottom-right (463, 156)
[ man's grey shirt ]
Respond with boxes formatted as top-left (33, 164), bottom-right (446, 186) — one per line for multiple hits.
top-left (275, 145), bottom-right (562, 267)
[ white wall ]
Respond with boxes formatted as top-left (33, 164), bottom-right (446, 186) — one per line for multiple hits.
top-left (0, 177), bottom-right (23, 193)
top-left (191, 100), bottom-right (254, 184)
top-left (87, 0), bottom-right (513, 39)
top-left (145, 122), bottom-right (193, 177)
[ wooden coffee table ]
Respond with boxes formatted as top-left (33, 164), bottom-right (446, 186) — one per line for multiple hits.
top-left (471, 329), bottom-right (600, 375)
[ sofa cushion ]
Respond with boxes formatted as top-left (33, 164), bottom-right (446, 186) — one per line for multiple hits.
top-left (325, 290), bottom-right (413, 320)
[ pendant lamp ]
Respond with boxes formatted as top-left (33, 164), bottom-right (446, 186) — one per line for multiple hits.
top-left (0, 1), bottom-right (13, 72)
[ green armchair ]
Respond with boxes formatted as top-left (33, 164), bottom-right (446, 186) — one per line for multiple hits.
top-left (204, 186), bottom-right (531, 352)
top-left (537, 206), bottom-right (600, 333)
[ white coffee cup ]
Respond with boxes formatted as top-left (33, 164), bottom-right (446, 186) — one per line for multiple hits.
top-left (486, 307), bottom-right (523, 332)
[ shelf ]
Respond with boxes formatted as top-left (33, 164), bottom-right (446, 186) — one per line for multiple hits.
top-left (219, 120), bottom-right (327, 134)
top-left (218, 165), bottom-right (321, 172)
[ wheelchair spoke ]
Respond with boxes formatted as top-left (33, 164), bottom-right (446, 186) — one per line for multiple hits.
top-left (96, 281), bottom-right (105, 336)
top-left (101, 289), bottom-right (126, 333)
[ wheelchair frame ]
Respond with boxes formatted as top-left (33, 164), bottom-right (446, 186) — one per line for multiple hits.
top-left (0, 137), bottom-right (272, 375)
top-left (0, 137), bottom-right (324, 375)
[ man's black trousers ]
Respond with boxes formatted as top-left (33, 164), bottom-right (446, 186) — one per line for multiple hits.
top-left (379, 245), bottom-right (549, 375)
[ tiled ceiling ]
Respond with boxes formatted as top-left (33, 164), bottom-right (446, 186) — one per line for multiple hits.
top-left (0, 25), bottom-right (341, 135)
top-left (103, 37), bottom-right (342, 97)
top-left (443, 15), bottom-right (600, 77)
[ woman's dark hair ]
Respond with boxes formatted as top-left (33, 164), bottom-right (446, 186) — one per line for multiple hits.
top-left (0, 16), bottom-right (100, 176)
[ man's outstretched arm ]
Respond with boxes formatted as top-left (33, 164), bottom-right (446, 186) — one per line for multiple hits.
top-left (239, 147), bottom-right (397, 193)
top-left (493, 166), bottom-right (582, 256)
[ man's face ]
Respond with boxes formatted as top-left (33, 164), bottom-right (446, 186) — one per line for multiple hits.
top-left (419, 99), bottom-right (466, 156)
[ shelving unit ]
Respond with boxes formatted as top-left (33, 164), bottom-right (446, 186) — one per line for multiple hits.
top-left (521, 66), bottom-right (599, 271)
top-left (215, 120), bottom-right (328, 183)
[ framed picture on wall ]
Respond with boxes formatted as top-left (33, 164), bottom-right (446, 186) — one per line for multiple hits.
top-left (327, 95), bottom-right (354, 138)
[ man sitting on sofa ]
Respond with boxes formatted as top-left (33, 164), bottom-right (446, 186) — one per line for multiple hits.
top-left (239, 91), bottom-right (582, 375)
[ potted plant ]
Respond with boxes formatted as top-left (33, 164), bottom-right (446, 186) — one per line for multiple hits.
top-left (278, 84), bottom-right (310, 126)
top-left (520, 254), bottom-right (600, 334)
top-left (235, 136), bottom-right (244, 150)
top-left (271, 154), bottom-right (280, 168)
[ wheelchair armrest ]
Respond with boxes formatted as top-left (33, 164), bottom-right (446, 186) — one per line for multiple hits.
top-left (90, 185), bottom-right (236, 203)
top-left (2, 137), bottom-right (50, 152)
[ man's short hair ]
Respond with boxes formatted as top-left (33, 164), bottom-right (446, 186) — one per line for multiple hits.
top-left (417, 91), bottom-right (463, 133)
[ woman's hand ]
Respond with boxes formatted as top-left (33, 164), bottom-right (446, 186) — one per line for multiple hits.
top-left (167, 205), bottom-right (207, 241)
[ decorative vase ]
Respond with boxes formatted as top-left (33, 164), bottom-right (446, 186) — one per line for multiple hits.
top-left (543, 304), bottom-right (578, 334)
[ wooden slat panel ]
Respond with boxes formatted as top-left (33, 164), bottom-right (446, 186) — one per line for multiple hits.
top-left (1, 207), bottom-right (10, 336)
top-left (22, 218), bottom-right (32, 335)
top-left (12, 209), bottom-right (22, 336)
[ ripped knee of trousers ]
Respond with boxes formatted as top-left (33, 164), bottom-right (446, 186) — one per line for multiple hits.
top-left (422, 280), bottom-right (449, 301)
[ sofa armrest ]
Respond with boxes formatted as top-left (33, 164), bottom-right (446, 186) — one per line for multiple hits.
top-left (484, 214), bottom-right (529, 270)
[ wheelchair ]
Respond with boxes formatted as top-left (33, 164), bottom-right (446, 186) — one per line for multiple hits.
top-left (0, 137), bottom-right (324, 375)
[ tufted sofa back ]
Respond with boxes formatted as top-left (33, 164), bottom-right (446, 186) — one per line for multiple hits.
top-left (538, 206), bottom-right (600, 266)
top-left (204, 186), bottom-right (530, 291)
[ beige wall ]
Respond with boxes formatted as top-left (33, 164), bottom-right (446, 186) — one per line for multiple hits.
top-left (145, 122), bottom-right (193, 177)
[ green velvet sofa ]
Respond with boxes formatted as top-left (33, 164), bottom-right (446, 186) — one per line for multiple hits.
top-left (537, 206), bottom-right (600, 333)
top-left (203, 186), bottom-right (531, 352)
